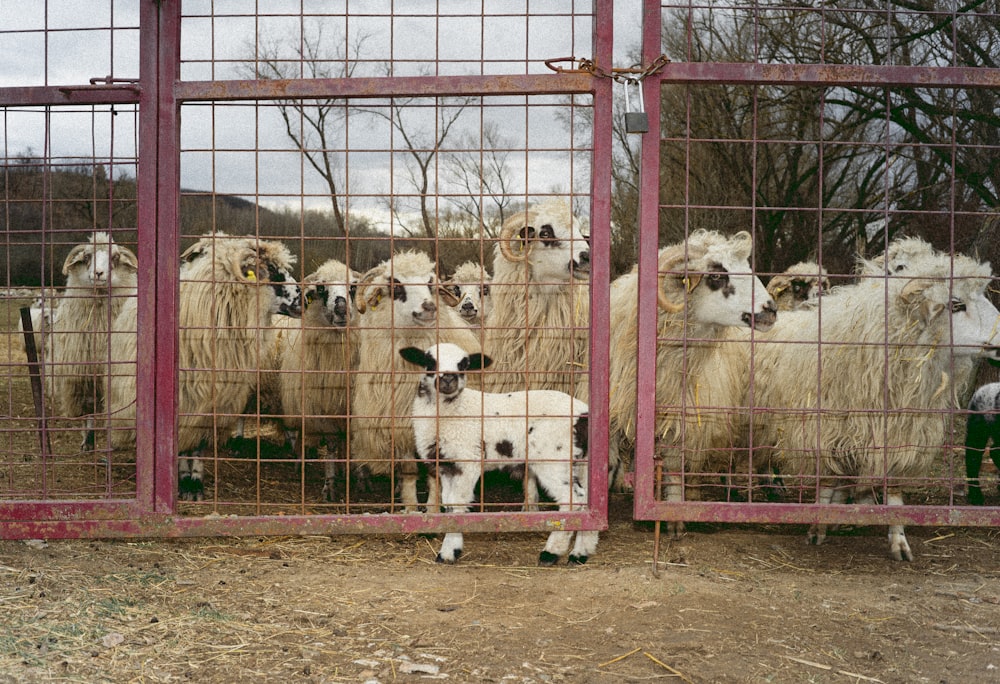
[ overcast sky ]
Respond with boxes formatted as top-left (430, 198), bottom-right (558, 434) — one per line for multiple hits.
top-left (1, 1), bottom-right (643, 227)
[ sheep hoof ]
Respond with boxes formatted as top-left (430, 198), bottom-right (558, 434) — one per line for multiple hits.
top-left (967, 488), bottom-right (985, 506)
top-left (567, 554), bottom-right (588, 565)
top-left (538, 551), bottom-right (560, 567)
top-left (435, 550), bottom-right (460, 564)
top-left (322, 480), bottom-right (337, 503)
top-left (890, 543), bottom-right (913, 562)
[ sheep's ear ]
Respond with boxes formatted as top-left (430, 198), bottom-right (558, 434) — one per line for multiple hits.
top-left (767, 275), bottom-right (790, 298)
top-left (399, 347), bottom-right (431, 368)
top-left (62, 244), bottom-right (90, 276)
top-left (239, 253), bottom-right (266, 283)
top-left (467, 353), bottom-right (492, 371)
top-left (900, 278), bottom-right (939, 322)
top-left (117, 247), bottom-right (139, 272)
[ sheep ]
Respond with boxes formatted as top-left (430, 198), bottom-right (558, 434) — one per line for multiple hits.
top-left (400, 342), bottom-right (597, 565)
top-left (107, 234), bottom-right (301, 501)
top-left (349, 249), bottom-right (480, 511)
top-left (484, 199), bottom-right (590, 399)
top-left (606, 230), bottom-right (777, 534)
top-left (750, 249), bottom-right (1000, 560)
top-left (444, 260), bottom-right (492, 326)
top-left (965, 382), bottom-right (1000, 505)
top-left (766, 261), bottom-right (830, 311)
top-left (278, 258), bottom-right (360, 501)
top-left (862, 235), bottom-right (935, 275)
top-left (482, 199), bottom-right (590, 505)
top-left (48, 232), bottom-right (138, 450)
top-left (16, 295), bottom-right (55, 357)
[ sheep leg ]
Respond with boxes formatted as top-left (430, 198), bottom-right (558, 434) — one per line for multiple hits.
top-left (399, 458), bottom-right (420, 513)
top-left (523, 471), bottom-right (540, 512)
top-left (80, 417), bottom-right (96, 452)
top-left (663, 478), bottom-right (686, 539)
top-left (886, 489), bottom-right (912, 562)
top-left (537, 461), bottom-right (597, 565)
top-left (178, 450), bottom-right (205, 502)
top-left (965, 417), bottom-right (989, 505)
top-left (608, 433), bottom-right (632, 493)
top-left (320, 441), bottom-right (344, 503)
top-left (807, 486), bottom-right (844, 546)
top-left (436, 466), bottom-right (478, 563)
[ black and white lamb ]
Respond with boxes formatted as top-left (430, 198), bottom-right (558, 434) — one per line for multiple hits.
top-left (966, 382), bottom-right (1000, 505)
top-left (399, 342), bottom-right (597, 566)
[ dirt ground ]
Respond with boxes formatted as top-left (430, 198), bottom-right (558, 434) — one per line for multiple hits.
top-left (2, 493), bottom-right (999, 684)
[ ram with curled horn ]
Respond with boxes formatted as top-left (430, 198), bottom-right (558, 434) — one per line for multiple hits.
top-left (606, 229), bottom-right (776, 522)
top-left (480, 199), bottom-right (592, 509)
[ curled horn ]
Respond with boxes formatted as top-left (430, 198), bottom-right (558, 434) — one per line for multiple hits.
top-left (354, 267), bottom-right (384, 314)
top-left (439, 280), bottom-right (461, 306)
top-left (498, 209), bottom-right (536, 263)
top-left (900, 277), bottom-right (932, 301)
top-left (656, 245), bottom-right (704, 313)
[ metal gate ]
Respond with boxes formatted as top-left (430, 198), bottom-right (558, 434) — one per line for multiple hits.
top-left (1, 2), bottom-right (612, 539)
top-left (630, 1), bottom-right (1000, 553)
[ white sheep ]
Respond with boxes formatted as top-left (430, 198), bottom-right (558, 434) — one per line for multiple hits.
top-left (107, 233), bottom-right (301, 501)
top-left (278, 258), bottom-right (360, 501)
top-left (444, 260), bottom-right (492, 326)
top-left (16, 295), bottom-right (55, 358)
top-left (400, 342), bottom-right (597, 565)
top-left (766, 261), bottom-right (830, 311)
top-left (349, 250), bottom-right (480, 511)
top-left (482, 199), bottom-right (590, 506)
top-left (862, 235), bottom-right (935, 275)
top-left (48, 232), bottom-right (138, 450)
top-left (607, 230), bottom-right (777, 534)
top-left (751, 249), bottom-right (1000, 560)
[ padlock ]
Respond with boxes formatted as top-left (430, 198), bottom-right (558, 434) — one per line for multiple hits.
top-left (623, 78), bottom-right (649, 134)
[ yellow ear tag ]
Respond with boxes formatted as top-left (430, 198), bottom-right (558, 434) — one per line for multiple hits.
top-left (245, 270), bottom-right (257, 281)
top-left (371, 292), bottom-right (382, 310)
top-left (305, 291), bottom-right (315, 304)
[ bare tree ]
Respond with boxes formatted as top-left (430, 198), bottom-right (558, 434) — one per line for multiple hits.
top-left (242, 23), bottom-right (370, 236)
top-left (442, 122), bottom-right (517, 239)
top-left (355, 91), bottom-right (473, 239)
top-left (656, 3), bottom-right (999, 274)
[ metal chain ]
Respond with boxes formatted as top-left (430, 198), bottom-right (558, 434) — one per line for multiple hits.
top-left (544, 54), bottom-right (670, 83)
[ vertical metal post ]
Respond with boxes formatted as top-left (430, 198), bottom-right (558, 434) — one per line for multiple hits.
top-left (19, 307), bottom-right (52, 459)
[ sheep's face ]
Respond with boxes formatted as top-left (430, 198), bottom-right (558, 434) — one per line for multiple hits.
top-left (264, 265), bottom-right (302, 318)
top-left (306, 279), bottom-right (355, 327)
top-left (448, 281), bottom-right (491, 323)
top-left (768, 265), bottom-right (830, 312)
top-left (659, 232), bottom-right (777, 331)
top-left (400, 343), bottom-right (492, 401)
top-left (499, 202), bottom-right (590, 283)
top-left (380, 275), bottom-right (439, 327)
top-left (63, 234), bottom-right (138, 290)
top-left (901, 265), bottom-right (1000, 360)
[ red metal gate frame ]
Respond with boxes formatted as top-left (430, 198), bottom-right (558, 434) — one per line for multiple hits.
top-left (631, 0), bottom-right (1000, 530)
top-left (0, 1), bottom-right (613, 539)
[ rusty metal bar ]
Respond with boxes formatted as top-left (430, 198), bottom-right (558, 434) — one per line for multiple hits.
top-left (642, 500), bottom-right (1000, 528)
top-left (176, 74), bottom-right (594, 102)
top-left (0, 509), bottom-right (597, 541)
top-left (658, 62), bottom-right (1000, 89)
top-left (0, 86), bottom-right (141, 107)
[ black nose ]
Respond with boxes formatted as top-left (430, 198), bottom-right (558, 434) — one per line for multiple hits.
top-left (578, 251), bottom-right (590, 266)
top-left (334, 297), bottom-right (348, 317)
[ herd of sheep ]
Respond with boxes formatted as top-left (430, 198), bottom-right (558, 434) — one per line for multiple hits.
top-left (15, 200), bottom-right (1000, 563)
